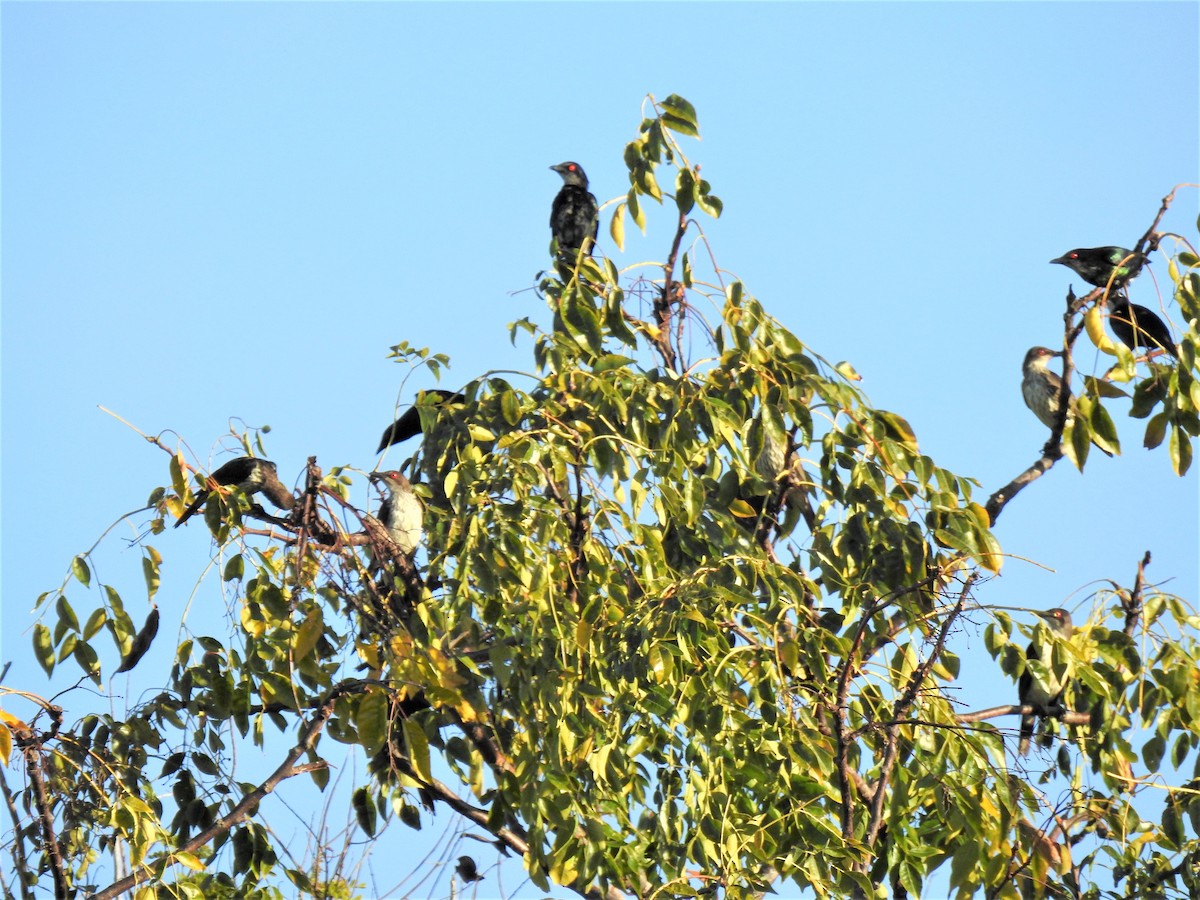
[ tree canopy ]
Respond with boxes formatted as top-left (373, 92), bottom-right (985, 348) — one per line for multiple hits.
top-left (4, 95), bottom-right (1200, 900)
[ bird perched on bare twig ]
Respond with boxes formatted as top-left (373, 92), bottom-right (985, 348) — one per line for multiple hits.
top-left (1018, 607), bottom-right (1075, 756)
top-left (550, 161), bottom-right (599, 262)
top-left (174, 457), bottom-right (294, 528)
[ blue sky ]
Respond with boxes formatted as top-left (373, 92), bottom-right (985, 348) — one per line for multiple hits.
top-left (3, 3), bottom-right (1197, 898)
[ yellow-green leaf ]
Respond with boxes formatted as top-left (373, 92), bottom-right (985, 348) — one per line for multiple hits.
top-left (293, 608), bottom-right (324, 660)
top-left (173, 851), bottom-right (205, 872)
top-left (403, 718), bottom-right (432, 783)
top-left (356, 689), bottom-right (388, 758)
top-left (71, 556), bottom-right (91, 588)
top-left (610, 202), bottom-right (626, 251)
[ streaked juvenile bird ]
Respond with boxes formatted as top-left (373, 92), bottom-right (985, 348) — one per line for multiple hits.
top-left (1050, 246), bottom-right (1144, 289)
top-left (175, 457), bottom-right (294, 528)
top-left (377, 390), bottom-right (464, 454)
top-left (369, 470), bottom-right (424, 556)
top-left (1108, 297), bottom-right (1177, 359)
top-left (1018, 607), bottom-right (1075, 756)
top-left (550, 161), bottom-right (599, 260)
top-left (1021, 347), bottom-right (1071, 431)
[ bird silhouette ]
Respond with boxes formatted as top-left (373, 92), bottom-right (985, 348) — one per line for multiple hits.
top-left (377, 390), bottom-right (464, 454)
top-left (1108, 297), bottom-right (1177, 359)
top-left (175, 457), bottom-right (293, 528)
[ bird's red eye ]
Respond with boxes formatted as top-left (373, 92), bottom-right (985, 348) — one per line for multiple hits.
top-left (568, 164), bottom-right (576, 171)
top-left (1070, 252), bottom-right (1079, 259)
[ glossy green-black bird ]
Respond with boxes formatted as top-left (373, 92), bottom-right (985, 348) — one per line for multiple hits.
top-left (1050, 246), bottom-right (1144, 289)
top-left (550, 161), bottom-right (599, 259)
top-left (377, 390), bottom-right (464, 454)
top-left (1108, 297), bottom-right (1177, 359)
top-left (1018, 607), bottom-right (1075, 756)
top-left (175, 457), bottom-right (294, 527)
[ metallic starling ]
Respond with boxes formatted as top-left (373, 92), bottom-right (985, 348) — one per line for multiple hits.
top-left (174, 457), bottom-right (294, 528)
top-left (377, 390), bottom-right (464, 454)
top-left (1018, 607), bottom-right (1075, 756)
top-left (1021, 347), bottom-right (1072, 431)
top-left (369, 470), bottom-right (424, 556)
top-left (1050, 246), bottom-right (1144, 289)
top-left (550, 161), bottom-right (599, 260)
top-left (1108, 297), bottom-right (1177, 359)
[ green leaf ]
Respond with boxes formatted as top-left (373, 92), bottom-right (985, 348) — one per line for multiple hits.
top-left (1170, 422), bottom-right (1193, 476)
top-left (661, 94), bottom-right (698, 131)
top-left (353, 786), bottom-right (377, 837)
top-left (1144, 412), bottom-right (1168, 449)
top-left (403, 718), bottom-right (432, 783)
top-left (675, 168), bottom-right (696, 215)
top-left (33, 624), bottom-right (55, 676)
top-left (356, 689), bottom-right (388, 758)
top-left (142, 546), bottom-right (162, 601)
top-left (293, 608), bottom-right (324, 660)
top-left (1088, 401), bottom-right (1120, 456)
top-left (694, 182), bottom-right (722, 218)
top-left (83, 607), bottom-right (107, 641)
top-left (56, 594), bottom-right (80, 633)
top-left (71, 555), bottom-right (91, 588)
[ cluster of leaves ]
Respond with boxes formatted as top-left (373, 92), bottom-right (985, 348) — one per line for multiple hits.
top-left (4, 95), bottom-right (1200, 900)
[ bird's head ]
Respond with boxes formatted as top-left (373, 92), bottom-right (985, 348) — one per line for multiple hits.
top-left (369, 470), bottom-right (411, 491)
top-left (1022, 346), bottom-right (1061, 373)
top-left (1049, 249), bottom-right (1088, 273)
top-left (551, 161), bottom-right (589, 188)
top-left (1036, 607), bottom-right (1074, 637)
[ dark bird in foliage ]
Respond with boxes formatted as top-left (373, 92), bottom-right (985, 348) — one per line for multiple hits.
top-left (115, 605), bottom-right (159, 674)
top-left (174, 457), bottom-right (294, 528)
top-left (1050, 246), bottom-right (1144, 289)
top-left (1108, 297), bottom-right (1177, 359)
top-left (456, 855), bottom-right (483, 883)
top-left (1020, 347), bottom-right (1071, 431)
top-left (549, 161), bottom-right (599, 260)
top-left (377, 390), bottom-right (464, 454)
top-left (370, 470), bottom-right (424, 556)
top-left (1018, 607), bottom-right (1075, 756)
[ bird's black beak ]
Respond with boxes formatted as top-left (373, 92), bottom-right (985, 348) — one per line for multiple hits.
top-left (1049, 256), bottom-right (1066, 266)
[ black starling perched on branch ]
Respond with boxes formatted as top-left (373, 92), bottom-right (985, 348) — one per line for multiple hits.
top-left (377, 390), bottom-right (464, 454)
top-left (549, 161), bottom-right (599, 260)
top-left (1050, 246), bottom-right (1144, 289)
top-left (115, 605), bottom-right (159, 674)
top-left (1020, 347), bottom-right (1071, 431)
top-left (369, 470), bottom-right (424, 556)
top-left (1018, 607), bottom-right (1075, 756)
top-left (174, 457), bottom-right (294, 528)
top-left (1108, 297), bottom-right (1178, 359)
